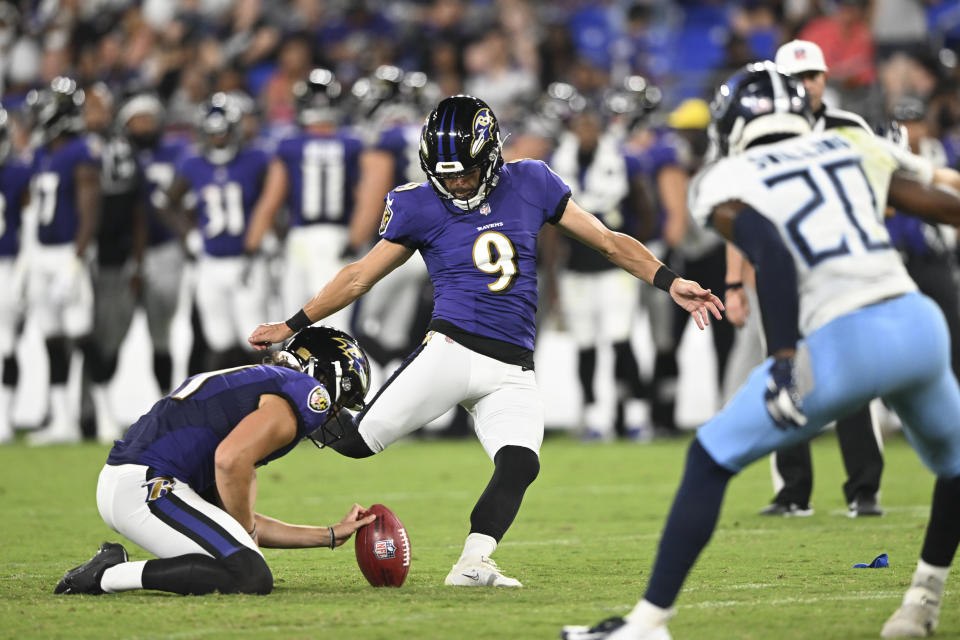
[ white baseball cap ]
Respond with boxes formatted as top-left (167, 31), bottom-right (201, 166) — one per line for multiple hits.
top-left (775, 40), bottom-right (828, 76)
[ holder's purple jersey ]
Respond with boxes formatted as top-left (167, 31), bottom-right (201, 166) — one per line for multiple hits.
top-left (138, 139), bottom-right (189, 246)
top-left (30, 135), bottom-right (102, 246)
top-left (0, 160), bottom-right (34, 257)
top-left (107, 365), bottom-right (333, 491)
top-left (378, 159), bottom-right (571, 351)
top-left (176, 147), bottom-right (269, 257)
top-left (374, 124), bottom-right (424, 187)
top-left (274, 131), bottom-right (364, 228)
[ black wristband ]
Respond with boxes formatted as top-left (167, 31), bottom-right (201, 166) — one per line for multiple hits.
top-left (725, 282), bottom-right (744, 291)
top-left (329, 525), bottom-right (336, 550)
top-left (285, 309), bottom-right (312, 333)
top-left (653, 265), bottom-right (678, 293)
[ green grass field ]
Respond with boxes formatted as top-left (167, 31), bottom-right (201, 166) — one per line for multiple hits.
top-left (1, 431), bottom-right (956, 640)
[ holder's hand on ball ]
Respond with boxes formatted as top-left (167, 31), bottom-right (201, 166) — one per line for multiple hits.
top-left (330, 503), bottom-right (376, 548)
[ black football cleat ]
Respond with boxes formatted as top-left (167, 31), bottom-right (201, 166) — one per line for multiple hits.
top-left (55, 542), bottom-right (128, 595)
top-left (848, 497), bottom-right (884, 518)
top-left (561, 617), bottom-right (627, 640)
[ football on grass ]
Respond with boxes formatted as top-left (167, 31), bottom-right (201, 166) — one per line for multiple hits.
top-left (354, 504), bottom-right (411, 587)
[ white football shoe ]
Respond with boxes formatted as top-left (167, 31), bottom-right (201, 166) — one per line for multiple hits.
top-left (444, 555), bottom-right (521, 587)
top-left (561, 617), bottom-right (671, 640)
top-left (881, 575), bottom-right (944, 638)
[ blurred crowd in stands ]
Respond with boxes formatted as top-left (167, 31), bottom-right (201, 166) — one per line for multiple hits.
top-left (0, 0), bottom-right (958, 445)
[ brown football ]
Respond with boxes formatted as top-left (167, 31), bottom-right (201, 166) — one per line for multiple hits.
top-left (354, 504), bottom-right (411, 587)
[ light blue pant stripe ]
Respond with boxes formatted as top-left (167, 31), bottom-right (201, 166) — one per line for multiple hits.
top-left (699, 293), bottom-right (960, 478)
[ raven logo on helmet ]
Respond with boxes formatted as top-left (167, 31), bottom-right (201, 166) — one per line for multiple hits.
top-left (332, 336), bottom-right (369, 391)
top-left (470, 109), bottom-right (493, 157)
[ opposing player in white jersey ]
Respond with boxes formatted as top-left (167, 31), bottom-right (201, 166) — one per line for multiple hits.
top-left (563, 62), bottom-right (960, 640)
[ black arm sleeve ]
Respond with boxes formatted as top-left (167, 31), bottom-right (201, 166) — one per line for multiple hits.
top-left (731, 206), bottom-right (800, 355)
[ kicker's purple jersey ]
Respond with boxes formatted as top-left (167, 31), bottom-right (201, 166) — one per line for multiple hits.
top-left (106, 365), bottom-right (332, 491)
top-left (176, 147), bottom-right (269, 257)
top-left (374, 124), bottom-right (424, 187)
top-left (30, 135), bottom-right (102, 245)
top-left (379, 159), bottom-right (570, 351)
top-left (274, 130), bottom-right (365, 227)
top-left (0, 160), bottom-right (34, 257)
top-left (138, 138), bottom-right (189, 246)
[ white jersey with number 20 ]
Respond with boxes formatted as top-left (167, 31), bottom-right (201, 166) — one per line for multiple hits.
top-left (689, 127), bottom-right (935, 335)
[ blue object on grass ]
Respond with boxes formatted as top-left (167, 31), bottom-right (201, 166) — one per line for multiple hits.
top-left (853, 553), bottom-right (889, 568)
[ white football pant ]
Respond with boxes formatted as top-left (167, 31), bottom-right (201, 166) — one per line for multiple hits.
top-left (358, 331), bottom-right (543, 460)
top-left (194, 255), bottom-right (268, 352)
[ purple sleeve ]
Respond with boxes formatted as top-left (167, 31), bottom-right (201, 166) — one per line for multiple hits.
top-left (375, 128), bottom-right (405, 154)
top-left (378, 188), bottom-right (424, 249)
top-left (279, 372), bottom-right (333, 437)
top-left (532, 160), bottom-right (572, 225)
top-left (624, 152), bottom-right (645, 178)
top-left (174, 154), bottom-right (197, 180)
top-left (78, 136), bottom-right (103, 167)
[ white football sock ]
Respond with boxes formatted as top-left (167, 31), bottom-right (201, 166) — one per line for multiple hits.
top-left (458, 533), bottom-right (496, 563)
top-left (914, 559), bottom-right (949, 591)
top-left (625, 599), bottom-right (674, 629)
top-left (100, 560), bottom-right (147, 593)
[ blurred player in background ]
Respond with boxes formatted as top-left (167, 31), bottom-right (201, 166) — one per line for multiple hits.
top-left (249, 95), bottom-right (722, 588)
top-left (884, 94), bottom-right (960, 384)
top-left (125, 93), bottom-right (189, 395)
top-left (564, 61), bottom-right (960, 640)
top-left (24, 77), bottom-right (101, 445)
top-left (55, 327), bottom-right (376, 597)
top-left (77, 83), bottom-right (141, 443)
top-left (246, 68), bottom-right (369, 334)
top-left (620, 83), bottom-right (705, 436)
top-left (0, 106), bottom-right (33, 443)
top-left (347, 66), bottom-right (435, 371)
top-left (544, 84), bottom-right (654, 442)
top-left (163, 92), bottom-right (270, 371)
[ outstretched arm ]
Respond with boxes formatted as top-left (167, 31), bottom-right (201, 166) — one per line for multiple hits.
top-left (214, 394), bottom-right (375, 548)
top-left (555, 198), bottom-right (723, 329)
top-left (248, 238), bottom-right (414, 348)
top-left (888, 172), bottom-right (960, 225)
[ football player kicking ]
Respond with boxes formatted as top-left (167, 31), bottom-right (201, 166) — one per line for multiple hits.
top-left (55, 327), bottom-right (376, 596)
top-left (248, 95), bottom-right (723, 588)
top-left (562, 62), bottom-right (960, 640)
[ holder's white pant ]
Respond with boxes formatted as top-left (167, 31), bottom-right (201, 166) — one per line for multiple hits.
top-left (97, 463), bottom-right (260, 559)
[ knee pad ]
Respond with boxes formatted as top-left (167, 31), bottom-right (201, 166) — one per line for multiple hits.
top-left (493, 445), bottom-right (540, 488)
top-left (222, 549), bottom-right (273, 595)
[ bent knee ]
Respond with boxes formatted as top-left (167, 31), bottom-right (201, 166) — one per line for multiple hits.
top-left (223, 549), bottom-right (273, 595)
top-left (494, 445), bottom-right (541, 486)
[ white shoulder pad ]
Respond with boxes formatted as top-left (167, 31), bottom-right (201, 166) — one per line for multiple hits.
top-left (687, 158), bottom-right (746, 228)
